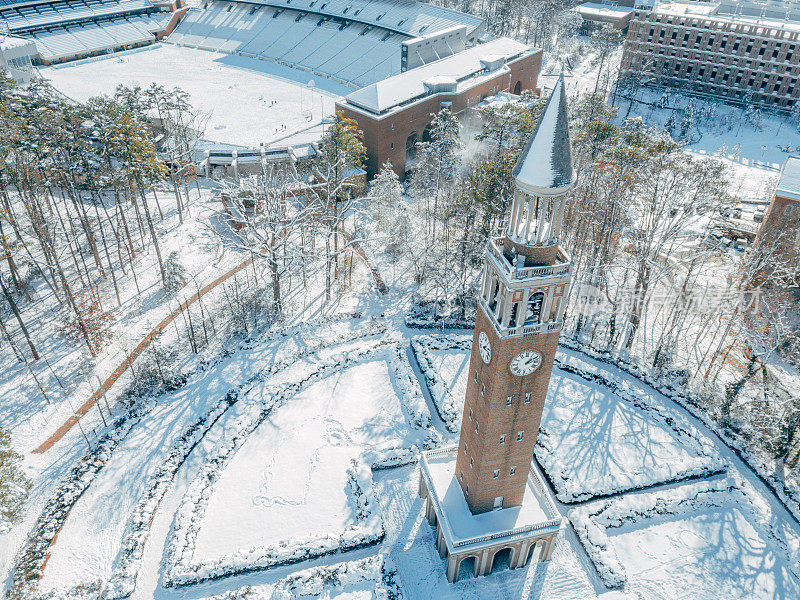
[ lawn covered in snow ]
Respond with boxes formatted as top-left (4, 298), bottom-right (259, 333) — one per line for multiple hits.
top-left (613, 505), bottom-right (799, 600)
top-left (413, 336), bottom-right (724, 503)
top-left (41, 44), bottom-right (341, 149)
top-left (191, 357), bottom-right (425, 565)
top-left (537, 367), bottom-right (725, 503)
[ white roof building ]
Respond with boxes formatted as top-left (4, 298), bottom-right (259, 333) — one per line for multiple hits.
top-left (0, 33), bottom-right (37, 82)
top-left (344, 37), bottom-right (533, 116)
top-left (775, 156), bottom-right (800, 202)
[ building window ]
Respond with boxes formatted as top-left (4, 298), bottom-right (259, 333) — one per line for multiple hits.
top-left (460, 471), bottom-right (463, 481)
top-left (500, 435), bottom-right (505, 444)
top-left (493, 470), bottom-right (499, 479)
top-left (469, 409), bottom-right (473, 421)
top-left (470, 457), bottom-right (474, 467)
top-left (474, 371), bottom-right (478, 383)
top-left (465, 485), bottom-right (469, 496)
top-left (475, 424), bottom-right (479, 434)
top-left (481, 382), bottom-right (486, 396)
top-left (390, 143), bottom-right (394, 149)
top-left (510, 466), bottom-right (516, 476)
top-left (463, 444), bottom-right (467, 455)
top-left (517, 431), bottom-right (524, 441)
top-left (506, 395), bottom-right (513, 406)
top-left (524, 392), bottom-right (531, 404)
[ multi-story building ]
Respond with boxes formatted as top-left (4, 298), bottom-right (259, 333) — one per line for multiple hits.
top-left (417, 75), bottom-right (572, 583)
top-left (620, 0), bottom-right (800, 109)
top-left (335, 37), bottom-right (541, 179)
top-left (754, 155), bottom-right (800, 281)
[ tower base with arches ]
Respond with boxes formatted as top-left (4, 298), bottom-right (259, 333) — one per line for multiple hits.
top-left (418, 447), bottom-right (564, 583)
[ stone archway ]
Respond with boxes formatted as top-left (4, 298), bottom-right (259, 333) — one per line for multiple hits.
top-left (489, 546), bottom-right (515, 574)
top-left (405, 131), bottom-right (418, 165)
top-left (456, 555), bottom-right (478, 581)
top-left (422, 121), bottom-right (433, 143)
top-left (513, 80), bottom-right (522, 95)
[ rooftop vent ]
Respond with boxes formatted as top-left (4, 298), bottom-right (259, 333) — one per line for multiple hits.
top-left (423, 75), bottom-right (457, 94)
top-left (479, 54), bottom-right (506, 72)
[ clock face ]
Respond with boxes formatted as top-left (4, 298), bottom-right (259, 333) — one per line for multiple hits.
top-left (509, 350), bottom-right (542, 377)
top-left (478, 331), bottom-right (491, 364)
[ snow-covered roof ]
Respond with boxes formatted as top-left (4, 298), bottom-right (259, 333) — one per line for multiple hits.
top-left (513, 73), bottom-right (575, 196)
top-left (344, 37), bottom-right (533, 115)
top-left (576, 2), bottom-right (634, 18)
top-left (421, 447), bottom-right (561, 553)
top-left (653, 0), bottom-right (800, 34)
top-left (0, 33), bottom-right (34, 50)
top-left (775, 156), bottom-right (800, 202)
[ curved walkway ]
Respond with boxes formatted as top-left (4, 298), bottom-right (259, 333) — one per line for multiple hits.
top-left (32, 255), bottom-right (257, 454)
top-left (32, 233), bottom-right (387, 455)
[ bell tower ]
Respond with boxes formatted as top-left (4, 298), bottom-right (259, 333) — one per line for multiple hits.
top-left (418, 76), bottom-right (571, 582)
top-left (454, 74), bottom-right (575, 514)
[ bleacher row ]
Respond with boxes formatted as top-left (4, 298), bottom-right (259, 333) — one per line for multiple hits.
top-left (169, 0), bottom-right (405, 87)
top-left (30, 11), bottom-right (169, 60)
top-left (218, 0), bottom-right (483, 38)
top-left (0, 0), bottom-right (152, 32)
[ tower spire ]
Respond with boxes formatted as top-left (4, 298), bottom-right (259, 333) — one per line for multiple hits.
top-left (504, 75), bottom-right (574, 260)
top-left (512, 73), bottom-right (575, 197)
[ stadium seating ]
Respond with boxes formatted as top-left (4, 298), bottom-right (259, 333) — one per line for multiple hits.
top-left (168, 0), bottom-right (481, 88)
top-left (0, 0), bottom-right (175, 62)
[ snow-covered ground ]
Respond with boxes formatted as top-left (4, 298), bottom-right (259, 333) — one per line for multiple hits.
top-left (4, 314), bottom-right (799, 600)
top-left (615, 504), bottom-right (798, 599)
top-left (32, 319), bottom-right (382, 594)
top-left (192, 358), bottom-right (423, 565)
top-left (4, 32), bottom-right (800, 600)
top-left (41, 44), bottom-right (341, 149)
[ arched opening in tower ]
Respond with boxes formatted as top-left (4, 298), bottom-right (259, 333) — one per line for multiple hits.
top-left (513, 80), bottom-right (522, 95)
top-left (527, 539), bottom-right (546, 564)
top-left (490, 547), bottom-right (514, 574)
top-left (456, 555), bottom-right (477, 581)
top-left (524, 292), bottom-right (545, 325)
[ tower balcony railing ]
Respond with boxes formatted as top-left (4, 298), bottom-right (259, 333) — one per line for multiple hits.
top-left (486, 237), bottom-right (571, 281)
top-left (479, 297), bottom-right (563, 339)
top-left (419, 447), bottom-right (563, 552)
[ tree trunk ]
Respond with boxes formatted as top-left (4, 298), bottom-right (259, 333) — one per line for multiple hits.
top-left (0, 276), bottom-right (39, 360)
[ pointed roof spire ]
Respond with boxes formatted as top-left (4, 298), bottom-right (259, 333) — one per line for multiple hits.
top-left (512, 73), bottom-right (575, 196)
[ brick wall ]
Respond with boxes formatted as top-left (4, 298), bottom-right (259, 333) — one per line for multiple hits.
top-left (454, 308), bottom-right (560, 514)
top-left (337, 50), bottom-right (542, 179)
top-left (621, 8), bottom-right (800, 109)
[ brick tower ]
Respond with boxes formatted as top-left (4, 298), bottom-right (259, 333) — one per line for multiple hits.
top-left (418, 75), bottom-right (571, 583)
top-left (454, 73), bottom-right (574, 514)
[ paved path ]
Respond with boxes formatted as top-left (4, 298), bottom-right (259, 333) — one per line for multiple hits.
top-left (32, 255), bottom-right (257, 454)
top-left (32, 232), bottom-right (386, 454)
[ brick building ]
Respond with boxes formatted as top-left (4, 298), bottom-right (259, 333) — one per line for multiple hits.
top-left (620, 0), bottom-right (800, 109)
top-left (335, 37), bottom-right (541, 179)
top-left (417, 75), bottom-right (573, 583)
top-left (755, 155), bottom-right (800, 281)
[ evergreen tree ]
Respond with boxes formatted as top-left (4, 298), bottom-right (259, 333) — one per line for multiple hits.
top-left (0, 428), bottom-right (31, 530)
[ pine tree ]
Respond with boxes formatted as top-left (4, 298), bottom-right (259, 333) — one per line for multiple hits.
top-left (163, 251), bottom-right (187, 294)
top-left (0, 428), bottom-right (31, 530)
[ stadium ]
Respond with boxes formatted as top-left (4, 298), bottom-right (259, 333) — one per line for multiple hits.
top-left (0, 0), bottom-right (542, 178)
